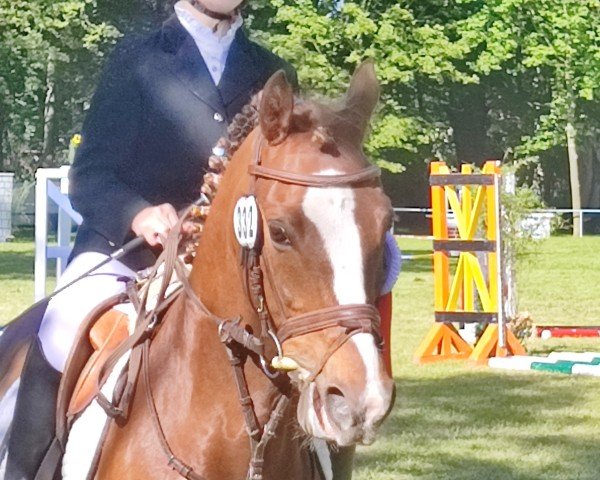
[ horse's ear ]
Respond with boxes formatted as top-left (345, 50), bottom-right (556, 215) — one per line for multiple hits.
top-left (342, 60), bottom-right (380, 138)
top-left (259, 70), bottom-right (294, 145)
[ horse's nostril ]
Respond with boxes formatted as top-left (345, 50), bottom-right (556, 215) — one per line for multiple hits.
top-left (324, 386), bottom-right (354, 429)
top-left (326, 386), bottom-right (344, 398)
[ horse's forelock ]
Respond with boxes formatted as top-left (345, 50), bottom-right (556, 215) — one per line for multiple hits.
top-left (287, 101), bottom-right (371, 159)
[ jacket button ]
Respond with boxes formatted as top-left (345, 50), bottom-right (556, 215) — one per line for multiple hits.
top-left (213, 112), bottom-right (224, 123)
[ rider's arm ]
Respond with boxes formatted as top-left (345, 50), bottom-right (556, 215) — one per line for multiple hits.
top-left (69, 37), bottom-right (152, 246)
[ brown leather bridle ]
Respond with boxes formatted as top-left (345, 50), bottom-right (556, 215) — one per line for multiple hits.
top-left (217, 135), bottom-right (386, 479)
top-left (240, 135), bottom-right (383, 382)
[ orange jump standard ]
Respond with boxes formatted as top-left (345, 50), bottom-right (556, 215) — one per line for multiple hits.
top-left (414, 161), bottom-right (524, 364)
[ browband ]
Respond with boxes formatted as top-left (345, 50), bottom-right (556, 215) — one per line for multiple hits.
top-left (248, 164), bottom-right (381, 187)
top-left (248, 135), bottom-right (381, 188)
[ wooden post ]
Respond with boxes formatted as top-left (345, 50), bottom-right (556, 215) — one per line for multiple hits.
top-left (414, 160), bottom-right (525, 365)
top-left (430, 162), bottom-right (449, 312)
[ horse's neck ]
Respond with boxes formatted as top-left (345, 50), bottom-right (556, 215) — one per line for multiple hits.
top-left (188, 131), bottom-right (257, 321)
top-left (130, 131), bottom-right (322, 479)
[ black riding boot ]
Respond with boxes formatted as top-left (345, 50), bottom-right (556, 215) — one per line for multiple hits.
top-left (5, 337), bottom-right (61, 480)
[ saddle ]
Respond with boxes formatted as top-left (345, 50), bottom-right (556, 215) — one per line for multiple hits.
top-left (29, 293), bottom-right (133, 480)
top-left (57, 270), bottom-right (187, 433)
top-left (55, 292), bottom-right (136, 439)
top-left (67, 304), bottom-right (132, 417)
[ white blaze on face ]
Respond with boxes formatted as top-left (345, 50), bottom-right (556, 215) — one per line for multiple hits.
top-left (301, 172), bottom-right (365, 305)
top-left (302, 170), bottom-right (386, 424)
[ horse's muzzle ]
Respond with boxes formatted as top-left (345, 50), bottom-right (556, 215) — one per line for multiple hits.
top-left (296, 334), bottom-right (395, 446)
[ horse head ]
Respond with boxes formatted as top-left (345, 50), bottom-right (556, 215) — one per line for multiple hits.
top-left (192, 61), bottom-right (395, 449)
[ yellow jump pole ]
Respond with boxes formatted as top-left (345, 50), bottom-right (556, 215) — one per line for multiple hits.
top-left (461, 164), bottom-right (473, 312)
top-left (431, 161), bottom-right (449, 310)
top-left (493, 166), bottom-right (506, 351)
top-left (415, 160), bottom-right (525, 365)
top-left (468, 161), bottom-right (525, 363)
top-left (414, 161), bottom-right (473, 364)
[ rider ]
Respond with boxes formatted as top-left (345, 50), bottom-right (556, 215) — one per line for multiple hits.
top-left (5, 1), bottom-right (297, 478)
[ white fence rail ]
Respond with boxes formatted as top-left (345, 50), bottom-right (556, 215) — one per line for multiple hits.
top-left (0, 173), bottom-right (14, 241)
top-left (393, 207), bottom-right (600, 237)
top-left (29, 173), bottom-right (600, 301)
top-left (535, 208), bottom-right (600, 237)
top-left (35, 166), bottom-right (82, 300)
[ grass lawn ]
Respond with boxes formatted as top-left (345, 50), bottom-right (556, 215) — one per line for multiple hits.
top-left (1, 235), bottom-right (599, 478)
top-left (353, 235), bottom-right (600, 480)
top-left (0, 238), bottom-right (38, 324)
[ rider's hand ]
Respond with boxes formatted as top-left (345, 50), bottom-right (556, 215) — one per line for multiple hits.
top-left (131, 203), bottom-right (178, 247)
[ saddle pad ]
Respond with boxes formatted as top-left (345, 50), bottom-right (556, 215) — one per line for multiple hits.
top-left (67, 309), bottom-right (130, 416)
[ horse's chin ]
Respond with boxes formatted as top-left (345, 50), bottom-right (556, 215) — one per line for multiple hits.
top-left (296, 382), bottom-right (380, 447)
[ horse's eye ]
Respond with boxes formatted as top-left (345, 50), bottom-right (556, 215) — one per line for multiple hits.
top-left (268, 222), bottom-right (291, 249)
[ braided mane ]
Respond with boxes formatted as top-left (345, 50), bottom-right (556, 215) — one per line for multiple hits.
top-left (182, 96), bottom-right (338, 261)
top-left (182, 102), bottom-right (260, 260)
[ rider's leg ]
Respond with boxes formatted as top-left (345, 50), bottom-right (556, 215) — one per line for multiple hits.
top-left (37, 253), bottom-right (135, 372)
top-left (5, 253), bottom-right (135, 480)
top-left (4, 337), bottom-right (60, 480)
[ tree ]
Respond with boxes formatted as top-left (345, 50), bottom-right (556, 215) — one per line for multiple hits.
top-left (0, 0), bottom-right (121, 177)
top-left (3, 0), bottom-right (598, 221)
top-left (453, 0), bottom-right (600, 234)
top-left (249, 0), bottom-right (599, 219)
top-left (250, 0), bottom-right (477, 173)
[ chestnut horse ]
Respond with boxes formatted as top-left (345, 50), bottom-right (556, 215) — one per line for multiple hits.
top-left (63, 61), bottom-right (395, 479)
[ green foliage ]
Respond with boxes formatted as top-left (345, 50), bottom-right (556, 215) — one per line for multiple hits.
top-left (453, 0), bottom-right (600, 159)
top-left (253, 0), bottom-right (477, 164)
top-left (0, 0), bottom-right (121, 178)
top-left (249, 0), bottom-right (599, 194)
top-left (1, 0), bottom-right (598, 198)
top-left (502, 186), bottom-right (552, 256)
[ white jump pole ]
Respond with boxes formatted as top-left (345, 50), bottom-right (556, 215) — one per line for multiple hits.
top-left (34, 166), bottom-right (82, 301)
top-left (493, 167), bottom-right (506, 349)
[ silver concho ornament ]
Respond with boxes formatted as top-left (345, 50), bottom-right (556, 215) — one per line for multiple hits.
top-left (233, 196), bottom-right (259, 248)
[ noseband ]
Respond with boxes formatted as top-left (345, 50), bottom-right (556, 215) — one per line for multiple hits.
top-left (241, 135), bottom-right (383, 382)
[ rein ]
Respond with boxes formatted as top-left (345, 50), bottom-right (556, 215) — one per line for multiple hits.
top-left (95, 208), bottom-right (287, 480)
